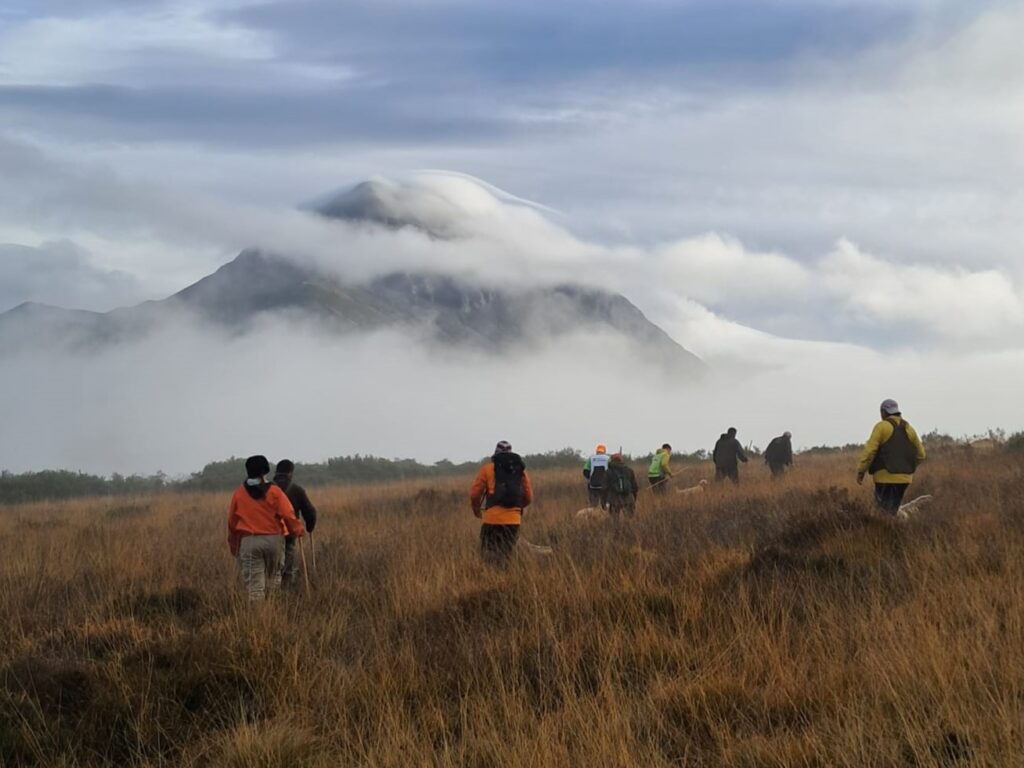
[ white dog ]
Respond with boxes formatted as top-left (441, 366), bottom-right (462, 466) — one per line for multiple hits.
top-left (520, 538), bottom-right (553, 556)
top-left (676, 479), bottom-right (709, 496)
top-left (897, 494), bottom-right (933, 520)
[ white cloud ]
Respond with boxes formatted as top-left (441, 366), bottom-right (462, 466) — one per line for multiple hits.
top-left (820, 239), bottom-right (1024, 342)
top-left (652, 234), bottom-right (812, 308)
top-left (1, 153), bottom-right (1021, 351)
top-left (0, 2), bottom-right (350, 88)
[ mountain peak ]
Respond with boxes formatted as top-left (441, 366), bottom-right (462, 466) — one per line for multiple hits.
top-left (0, 248), bottom-right (705, 377)
top-left (310, 173), bottom-right (545, 238)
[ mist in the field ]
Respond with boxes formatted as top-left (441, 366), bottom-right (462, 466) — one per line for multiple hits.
top-left (1, 303), bottom-right (1022, 476)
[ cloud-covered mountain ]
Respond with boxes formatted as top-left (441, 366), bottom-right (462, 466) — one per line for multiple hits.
top-left (0, 180), bottom-right (705, 377)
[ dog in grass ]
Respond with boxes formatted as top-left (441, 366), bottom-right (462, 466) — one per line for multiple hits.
top-left (676, 479), bottom-right (709, 496)
top-left (897, 494), bottom-right (933, 520)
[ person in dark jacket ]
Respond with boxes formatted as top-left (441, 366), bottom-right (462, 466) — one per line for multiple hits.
top-left (605, 453), bottom-right (639, 518)
top-left (273, 459), bottom-right (319, 589)
top-left (764, 431), bottom-right (793, 478)
top-left (713, 427), bottom-right (748, 483)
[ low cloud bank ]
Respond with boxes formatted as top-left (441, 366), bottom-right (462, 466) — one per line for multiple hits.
top-left (1, 313), bottom-right (1021, 477)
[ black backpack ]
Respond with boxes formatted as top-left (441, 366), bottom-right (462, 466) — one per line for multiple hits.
top-left (869, 420), bottom-right (919, 476)
top-left (487, 452), bottom-right (526, 508)
top-left (588, 462), bottom-right (608, 490)
top-left (608, 464), bottom-right (632, 495)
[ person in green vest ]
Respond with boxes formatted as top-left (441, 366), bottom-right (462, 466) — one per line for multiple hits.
top-left (857, 399), bottom-right (926, 514)
top-left (647, 443), bottom-right (673, 494)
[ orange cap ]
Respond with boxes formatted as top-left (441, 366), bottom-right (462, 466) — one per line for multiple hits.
top-left (596, 443), bottom-right (607, 453)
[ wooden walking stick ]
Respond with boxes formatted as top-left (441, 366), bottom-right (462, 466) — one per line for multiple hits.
top-left (298, 536), bottom-right (312, 595)
top-left (310, 532), bottom-right (317, 573)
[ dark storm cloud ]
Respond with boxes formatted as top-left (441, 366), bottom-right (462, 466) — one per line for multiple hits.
top-left (232, 0), bottom-right (913, 84)
top-left (0, 0), bottom-right (922, 148)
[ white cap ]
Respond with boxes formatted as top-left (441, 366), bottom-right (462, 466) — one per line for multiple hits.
top-left (880, 399), bottom-right (900, 415)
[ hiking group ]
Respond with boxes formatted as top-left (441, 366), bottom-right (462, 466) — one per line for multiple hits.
top-left (461, 399), bottom-right (924, 567)
top-left (226, 398), bottom-right (927, 587)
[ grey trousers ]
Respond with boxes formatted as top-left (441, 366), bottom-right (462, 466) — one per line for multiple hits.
top-left (238, 534), bottom-right (284, 601)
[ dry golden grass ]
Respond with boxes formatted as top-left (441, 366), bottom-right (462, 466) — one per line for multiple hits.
top-left (1, 452), bottom-right (1023, 766)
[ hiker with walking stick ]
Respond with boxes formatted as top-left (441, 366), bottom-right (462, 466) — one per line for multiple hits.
top-left (272, 459), bottom-right (319, 590)
top-left (647, 443), bottom-right (673, 494)
top-left (227, 455), bottom-right (305, 602)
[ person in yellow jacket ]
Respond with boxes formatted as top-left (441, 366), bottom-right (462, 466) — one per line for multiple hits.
top-left (856, 399), bottom-right (926, 514)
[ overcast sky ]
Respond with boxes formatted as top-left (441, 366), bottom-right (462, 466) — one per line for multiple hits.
top-left (1, 0), bottom-right (1023, 472)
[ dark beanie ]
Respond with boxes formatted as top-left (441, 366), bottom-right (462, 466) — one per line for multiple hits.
top-left (245, 455), bottom-right (271, 479)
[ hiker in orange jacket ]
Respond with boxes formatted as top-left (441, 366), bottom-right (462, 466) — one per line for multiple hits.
top-left (469, 440), bottom-right (533, 568)
top-left (228, 455), bottom-right (305, 601)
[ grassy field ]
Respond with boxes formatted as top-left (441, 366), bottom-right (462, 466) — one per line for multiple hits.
top-left (1, 451), bottom-right (1022, 766)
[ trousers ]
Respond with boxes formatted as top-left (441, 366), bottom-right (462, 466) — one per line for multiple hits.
top-left (238, 534), bottom-right (284, 601)
top-left (480, 524), bottom-right (519, 568)
top-left (874, 483), bottom-right (909, 515)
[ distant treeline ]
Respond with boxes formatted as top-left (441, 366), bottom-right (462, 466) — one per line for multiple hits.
top-left (2, 433), bottom-right (1018, 505)
top-left (0, 448), bottom-right (581, 505)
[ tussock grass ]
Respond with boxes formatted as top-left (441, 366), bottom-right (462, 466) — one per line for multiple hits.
top-left (0, 454), bottom-right (1022, 766)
